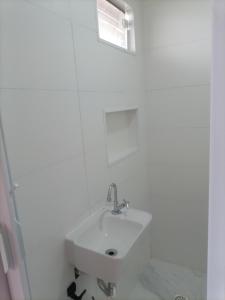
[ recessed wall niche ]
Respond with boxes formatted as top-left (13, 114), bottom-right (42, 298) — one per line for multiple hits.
top-left (104, 108), bottom-right (139, 165)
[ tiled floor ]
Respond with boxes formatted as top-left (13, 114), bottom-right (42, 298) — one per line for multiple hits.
top-left (138, 259), bottom-right (205, 300)
top-left (96, 259), bottom-right (205, 300)
top-left (130, 281), bottom-right (161, 300)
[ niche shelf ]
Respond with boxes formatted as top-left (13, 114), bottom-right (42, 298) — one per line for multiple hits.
top-left (104, 107), bottom-right (139, 165)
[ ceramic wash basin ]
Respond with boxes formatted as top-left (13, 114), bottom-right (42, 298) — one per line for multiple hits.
top-left (66, 207), bottom-right (152, 283)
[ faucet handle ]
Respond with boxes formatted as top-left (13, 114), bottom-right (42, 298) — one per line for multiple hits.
top-left (122, 199), bottom-right (130, 209)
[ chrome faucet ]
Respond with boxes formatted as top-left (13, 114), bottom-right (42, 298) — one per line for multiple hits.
top-left (107, 183), bottom-right (130, 215)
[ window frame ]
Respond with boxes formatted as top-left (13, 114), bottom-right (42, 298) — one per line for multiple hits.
top-left (96, 0), bottom-right (136, 55)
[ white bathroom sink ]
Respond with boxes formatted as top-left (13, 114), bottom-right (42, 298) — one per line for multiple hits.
top-left (65, 207), bottom-right (152, 283)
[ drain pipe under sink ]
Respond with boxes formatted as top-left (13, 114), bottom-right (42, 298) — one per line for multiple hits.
top-left (97, 278), bottom-right (116, 298)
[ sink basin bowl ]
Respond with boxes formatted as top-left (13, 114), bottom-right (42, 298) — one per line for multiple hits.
top-left (66, 207), bottom-right (152, 283)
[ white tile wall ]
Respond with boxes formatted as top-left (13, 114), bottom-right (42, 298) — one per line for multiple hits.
top-left (144, 0), bottom-right (210, 272)
top-left (0, 1), bottom-right (210, 299)
top-left (148, 127), bottom-right (209, 166)
top-left (0, 0), bottom-right (76, 89)
top-left (70, 0), bottom-right (97, 31)
top-left (0, 0), bottom-right (149, 299)
top-left (148, 165), bottom-right (209, 272)
top-left (24, 243), bottom-right (71, 300)
top-left (119, 168), bottom-right (150, 212)
top-left (143, 0), bottom-right (212, 49)
top-left (0, 90), bottom-right (83, 179)
top-left (146, 86), bottom-right (210, 129)
top-left (73, 25), bottom-right (143, 92)
top-left (145, 41), bottom-right (211, 90)
top-left (79, 90), bottom-right (147, 208)
top-left (14, 158), bottom-right (89, 298)
top-left (15, 157), bottom-right (89, 253)
top-left (27, 0), bottom-right (70, 19)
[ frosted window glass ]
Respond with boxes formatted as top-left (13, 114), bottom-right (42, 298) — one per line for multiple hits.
top-left (97, 0), bottom-right (128, 49)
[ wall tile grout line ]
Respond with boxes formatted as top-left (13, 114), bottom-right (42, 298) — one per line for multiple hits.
top-left (69, 19), bottom-right (92, 211)
top-left (146, 83), bottom-right (210, 92)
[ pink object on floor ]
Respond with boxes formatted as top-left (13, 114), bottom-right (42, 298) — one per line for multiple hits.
top-left (0, 161), bottom-right (25, 300)
top-left (0, 259), bottom-right (11, 300)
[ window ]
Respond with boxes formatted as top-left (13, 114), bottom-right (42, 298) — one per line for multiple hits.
top-left (97, 0), bottom-right (135, 52)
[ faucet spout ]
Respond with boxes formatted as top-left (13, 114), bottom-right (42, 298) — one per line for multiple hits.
top-left (107, 183), bottom-right (117, 202)
top-left (107, 183), bottom-right (118, 212)
top-left (107, 183), bottom-right (129, 215)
